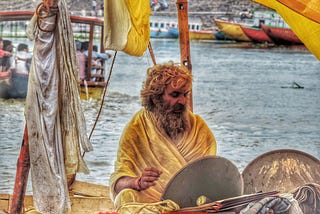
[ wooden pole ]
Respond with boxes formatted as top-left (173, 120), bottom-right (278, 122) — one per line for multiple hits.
top-left (10, 124), bottom-right (30, 214)
top-left (86, 23), bottom-right (94, 81)
top-left (176, 0), bottom-right (193, 111)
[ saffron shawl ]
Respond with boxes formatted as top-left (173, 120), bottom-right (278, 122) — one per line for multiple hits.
top-left (25, 0), bottom-right (92, 213)
top-left (103, 0), bottom-right (150, 56)
top-left (110, 109), bottom-right (217, 203)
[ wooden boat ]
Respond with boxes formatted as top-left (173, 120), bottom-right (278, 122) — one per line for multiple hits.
top-left (150, 16), bottom-right (179, 39)
top-left (188, 18), bottom-right (215, 40)
top-left (150, 16), bottom-right (215, 40)
top-left (214, 18), bottom-right (252, 42)
top-left (189, 29), bottom-right (215, 40)
top-left (0, 181), bottom-right (114, 213)
top-left (1, 2), bottom-right (320, 214)
top-left (0, 69), bottom-right (29, 99)
top-left (0, 1), bottom-right (194, 213)
top-left (240, 25), bottom-right (273, 43)
top-left (0, 11), bottom-right (107, 100)
top-left (0, 70), bottom-right (12, 98)
top-left (261, 23), bottom-right (303, 45)
top-left (213, 30), bottom-right (233, 41)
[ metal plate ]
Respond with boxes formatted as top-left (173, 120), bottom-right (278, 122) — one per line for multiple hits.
top-left (161, 155), bottom-right (243, 208)
top-left (242, 149), bottom-right (320, 194)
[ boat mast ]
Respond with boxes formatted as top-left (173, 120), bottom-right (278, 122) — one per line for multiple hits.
top-left (10, 125), bottom-right (30, 213)
top-left (176, 0), bottom-right (193, 111)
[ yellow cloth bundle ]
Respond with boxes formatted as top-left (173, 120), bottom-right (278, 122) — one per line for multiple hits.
top-left (253, 0), bottom-right (320, 60)
top-left (103, 0), bottom-right (150, 56)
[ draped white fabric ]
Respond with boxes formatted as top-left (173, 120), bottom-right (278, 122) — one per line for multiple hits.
top-left (25, 0), bottom-right (92, 213)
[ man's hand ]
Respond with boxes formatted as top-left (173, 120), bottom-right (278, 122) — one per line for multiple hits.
top-left (139, 167), bottom-right (163, 190)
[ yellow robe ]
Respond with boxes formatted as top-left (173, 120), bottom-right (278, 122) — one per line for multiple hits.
top-left (253, 0), bottom-right (320, 60)
top-left (110, 109), bottom-right (217, 203)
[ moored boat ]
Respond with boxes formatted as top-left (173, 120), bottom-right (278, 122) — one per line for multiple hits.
top-left (213, 30), bottom-right (233, 41)
top-left (0, 11), bottom-right (108, 100)
top-left (187, 18), bottom-right (215, 40)
top-left (1, 1), bottom-right (320, 214)
top-left (214, 18), bottom-right (252, 42)
top-left (189, 29), bottom-right (215, 40)
top-left (150, 16), bottom-right (179, 39)
top-left (0, 180), bottom-right (114, 213)
top-left (261, 23), bottom-right (303, 45)
top-left (0, 70), bottom-right (11, 98)
top-left (150, 16), bottom-right (215, 40)
top-left (240, 25), bottom-right (273, 43)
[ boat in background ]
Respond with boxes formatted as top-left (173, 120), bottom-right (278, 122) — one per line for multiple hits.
top-left (150, 15), bottom-right (216, 40)
top-left (240, 25), bottom-right (273, 43)
top-left (214, 30), bottom-right (233, 41)
top-left (261, 23), bottom-right (303, 45)
top-left (0, 11), bottom-right (108, 100)
top-left (214, 18), bottom-right (252, 42)
top-left (0, 69), bottom-right (29, 99)
top-left (188, 17), bottom-right (215, 40)
top-left (150, 16), bottom-right (179, 39)
top-left (0, 70), bottom-right (12, 98)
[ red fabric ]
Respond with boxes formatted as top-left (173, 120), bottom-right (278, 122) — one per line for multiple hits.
top-left (0, 49), bottom-right (5, 57)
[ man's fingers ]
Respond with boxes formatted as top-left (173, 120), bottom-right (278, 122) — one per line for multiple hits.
top-left (143, 167), bottom-right (163, 176)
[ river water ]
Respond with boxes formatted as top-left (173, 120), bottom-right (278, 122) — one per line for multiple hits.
top-left (0, 39), bottom-right (319, 194)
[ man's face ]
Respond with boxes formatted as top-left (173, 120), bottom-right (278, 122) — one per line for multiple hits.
top-left (152, 82), bottom-right (190, 139)
top-left (162, 83), bottom-right (190, 113)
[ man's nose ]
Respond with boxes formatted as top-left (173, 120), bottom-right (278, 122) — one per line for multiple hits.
top-left (177, 95), bottom-right (187, 105)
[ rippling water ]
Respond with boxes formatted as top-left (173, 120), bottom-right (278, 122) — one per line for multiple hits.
top-left (0, 39), bottom-right (319, 194)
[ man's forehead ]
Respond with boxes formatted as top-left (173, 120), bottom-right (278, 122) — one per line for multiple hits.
top-left (166, 82), bottom-right (190, 93)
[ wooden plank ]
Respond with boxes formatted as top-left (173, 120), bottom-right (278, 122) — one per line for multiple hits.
top-left (70, 196), bottom-right (114, 213)
top-left (70, 180), bottom-right (110, 197)
top-left (1, 193), bottom-right (114, 213)
top-left (0, 194), bottom-right (9, 212)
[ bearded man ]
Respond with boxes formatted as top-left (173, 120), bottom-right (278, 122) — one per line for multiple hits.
top-left (110, 63), bottom-right (217, 210)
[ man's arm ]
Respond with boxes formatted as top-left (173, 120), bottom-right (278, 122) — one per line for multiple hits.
top-left (114, 167), bottom-right (163, 194)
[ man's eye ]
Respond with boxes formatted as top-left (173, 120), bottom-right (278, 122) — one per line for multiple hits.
top-left (170, 92), bottom-right (179, 98)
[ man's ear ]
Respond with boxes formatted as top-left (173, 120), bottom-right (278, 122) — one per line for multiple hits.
top-left (152, 97), bottom-right (158, 105)
top-left (151, 95), bottom-right (161, 105)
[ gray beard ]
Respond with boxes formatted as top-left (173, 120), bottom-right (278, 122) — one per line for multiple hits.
top-left (152, 102), bottom-right (188, 140)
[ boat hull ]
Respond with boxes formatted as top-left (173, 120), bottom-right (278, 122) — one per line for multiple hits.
top-left (261, 24), bottom-right (303, 45)
top-left (189, 30), bottom-right (215, 40)
top-left (0, 181), bottom-right (114, 213)
top-left (241, 25), bottom-right (273, 43)
top-left (0, 70), bottom-right (28, 99)
top-left (150, 27), bottom-right (179, 39)
top-left (214, 30), bottom-right (233, 41)
top-left (79, 83), bottom-right (105, 100)
top-left (214, 19), bottom-right (252, 42)
top-left (0, 74), bottom-right (104, 100)
top-left (0, 71), bottom-right (12, 98)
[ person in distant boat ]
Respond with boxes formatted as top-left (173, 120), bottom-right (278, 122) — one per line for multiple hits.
top-left (84, 45), bottom-right (111, 81)
top-left (110, 62), bottom-right (217, 210)
top-left (0, 37), bottom-right (13, 72)
top-left (75, 40), bottom-right (87, 81)
top-left (1, 39), bottom-right (14, 72)
top-left (15, 43), bottom-right (32, 74)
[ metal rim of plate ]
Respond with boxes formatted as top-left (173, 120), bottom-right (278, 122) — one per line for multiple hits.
top-left (161, 155), bottom-right (244, 208)
top-left (242, 149), bottom-right (320, 194)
